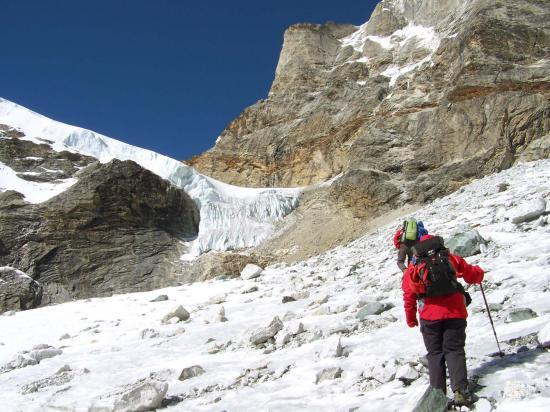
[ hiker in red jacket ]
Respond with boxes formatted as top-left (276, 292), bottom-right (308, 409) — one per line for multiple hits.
top-left (402, 234), bottom-right (484, 406)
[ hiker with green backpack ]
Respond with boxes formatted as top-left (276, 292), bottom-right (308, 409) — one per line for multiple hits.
top-left (393, 218), bottom-right (428, 273)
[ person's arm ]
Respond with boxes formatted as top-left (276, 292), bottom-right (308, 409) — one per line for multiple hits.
top-left (402, 268), bottom-right (418, 327)
top-left (397, 244), bottom-right (408, 272)
top-left (393, 229), bottom-right (403, 249)
top-left (450, 254), bottom-right (484, 284)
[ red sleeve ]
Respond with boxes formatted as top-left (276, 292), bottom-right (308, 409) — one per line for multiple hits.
top-left (393, 229), bottom-right (402, 249)
top-left (402, 267), bottom-right (418, 317)
top-left (449, 254), bottom-right (484, 284)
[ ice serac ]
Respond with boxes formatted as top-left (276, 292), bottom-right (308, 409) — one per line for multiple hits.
top-left (0, 98), bottom-right (300, 257)
top-left (188, 0), bottom-right (550, 222)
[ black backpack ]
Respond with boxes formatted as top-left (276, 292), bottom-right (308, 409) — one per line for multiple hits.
top-left (411, 236), bottom-right (469, 302)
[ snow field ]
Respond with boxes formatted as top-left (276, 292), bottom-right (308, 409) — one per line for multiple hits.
top-left (0, 159), bottom-right (549, 411)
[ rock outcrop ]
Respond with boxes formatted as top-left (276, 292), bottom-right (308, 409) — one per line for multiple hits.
top-left (0, 126), bottom-right (94, 183)
top-left (0, 267), bottom-right (43, 312)
top-left (188, 0), bottom-right (550, 221)
top-left (0, 135), bottom-right (200, 305)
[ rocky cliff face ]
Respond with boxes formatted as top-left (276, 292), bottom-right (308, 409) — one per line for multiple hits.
top-left (0, 267), bottom-right (43, 312)
top-left (188, 0), bottom-right (550, 219)
top-left (0, 130), bottom-right (200, 305)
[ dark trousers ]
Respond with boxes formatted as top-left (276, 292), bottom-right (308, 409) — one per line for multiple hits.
top-left (420, 318), bottom-right (468, 393)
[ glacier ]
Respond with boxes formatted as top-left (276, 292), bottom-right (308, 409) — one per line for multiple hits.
top-left (0, 97), bottom-right (301, 257)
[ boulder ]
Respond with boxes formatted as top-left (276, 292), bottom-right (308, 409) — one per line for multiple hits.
top-left (161, 306), bottom-right (190, 324)
top-left (150, 295), bottom-right (169, 303)
top-left (31, 347), bottom-right (63, 363)
top-left (2, 346), bottom-right (62, 372)
top-left (214, 306), bottom-right (228, 323)
top-left (312, 306), bottom-right (332, 316)
top-left (178, 365), bottom-right (205, 381)
top-left (315, 367), bottom-right (343, 384)
top-left (507, 197), bottom-right (547, 224)
top-left (283, 311), bottom-right (298, 321)
top-left (112, 379), bottom-right (168, 412)
top-left (357, 302), bottom-right (393, 320)
top-left (314, 294), bottom-right (330, 305)
top-left (291, 291), bottom-right (310, 300)
top-left (404, 385), bottom-right (448, 412)
top-left (186, 252), bottom-right (268, 282)
top-left (208, 294), bottom-right (227, 305)
top-left (328, 324), bottom-right (352, 335)
top-left (370, 360), bottom-right (397, 384)
top-left (319, 336), bottom-right (344, 358)
top-left (249, 316), bottom-right (284, 345)
top-left (275, 331), bottom-right (292, 347)
top-left (241, 264), bottom-right (264, 280)
top-left (505, 308), bottom-right (538, 323)
top-left (166, 327), bottom-right (186, 337)
top-left (140, 329), bottom-right (160, 339)
top-left (396, 364), bottom-right (420, 384)
top-left (3, 354), bottom-right (38, 370)
top-left (0, 266), bottom-right (43, 312)
top-left (445, 228), bottom-right (487, 257)
top-left (241, 285), bottom-right (259, 294)
top-left (276, 322), bottom-right (305, 347)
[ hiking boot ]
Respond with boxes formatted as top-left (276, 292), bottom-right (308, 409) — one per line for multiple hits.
top-left (453, 388), bottom-right (472, 406)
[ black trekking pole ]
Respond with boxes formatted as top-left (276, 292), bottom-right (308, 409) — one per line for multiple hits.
top-left (479, 282), bottom-right (504, 357)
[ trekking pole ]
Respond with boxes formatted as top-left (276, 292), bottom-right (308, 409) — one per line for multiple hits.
top-left (479, 282), bottom-right (504, 357)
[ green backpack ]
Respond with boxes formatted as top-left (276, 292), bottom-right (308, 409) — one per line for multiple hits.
top-left (400, 219), bottom-right (418, 242)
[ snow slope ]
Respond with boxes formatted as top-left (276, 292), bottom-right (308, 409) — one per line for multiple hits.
top-left (0, 98), bottom-right (300, 256)
top-left (0, 161), bottom-right (77, 204)
top-left (0, 159), bottom-right (548, 411)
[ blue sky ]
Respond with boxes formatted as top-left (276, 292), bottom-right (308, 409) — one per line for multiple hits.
top-left (1, 1), bottom-right (378, 160)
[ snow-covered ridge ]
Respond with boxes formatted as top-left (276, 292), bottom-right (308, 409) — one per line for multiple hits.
top-left (0, 98), bottom-right (301, 256)
top-left (0, 162), bottom-right (77, 203)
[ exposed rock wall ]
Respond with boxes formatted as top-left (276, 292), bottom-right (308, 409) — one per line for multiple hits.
top-left (0, 134), bottom-right (200, 305)
top-left (188, 0), bottom-right (550, 218)
top-left (0, 267), bottom-right (43, 312)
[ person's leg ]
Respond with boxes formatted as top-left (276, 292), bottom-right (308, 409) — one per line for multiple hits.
top-left (420, 319), bottom-right (447, 392)
top-left (442, 318), bottom-right (468, 392)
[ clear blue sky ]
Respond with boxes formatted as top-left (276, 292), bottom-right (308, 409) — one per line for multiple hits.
top-left (1, 0), bottom-right (378, 160)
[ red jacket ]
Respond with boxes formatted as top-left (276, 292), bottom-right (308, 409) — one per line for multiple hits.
top-left (402, 253), bottom-right (484, 322)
